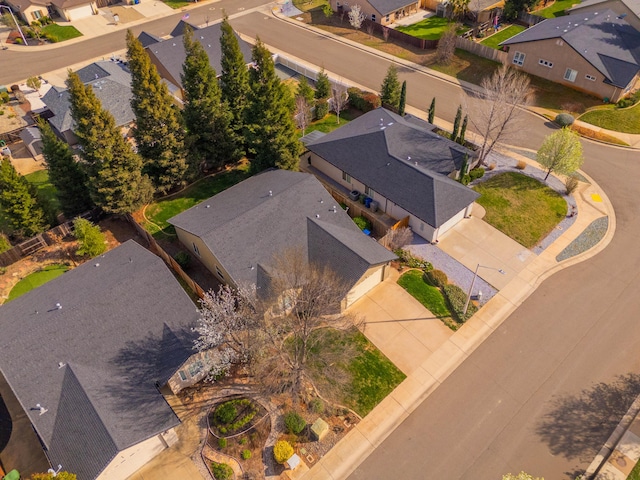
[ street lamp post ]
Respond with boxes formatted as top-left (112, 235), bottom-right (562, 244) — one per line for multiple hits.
top-left (0, 5), bottom-right (27, 47)
top-left (463, 263), bottom-right (505, 315)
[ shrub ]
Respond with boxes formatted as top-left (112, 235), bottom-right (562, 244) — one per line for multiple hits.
top-left (241, 449), bottom-right (252, 460)
top-left (385, 226), bottom-right (413, 250)
top-left (215, 402), bottom-right (237, 424)
top-left (315, 99), bottom-right (329, 120)
top-left (348, 87), bottom-right (380, 112)
top-left (469, 167), bottom-right (485, 181)
top-left (74, 218), bottom-right (107, 257)
top-left (218, 437), bottom-right (227, 449)
top-left (460, 174), bottom-right (471, 185)
top-left (273, 440), bottom-right (294, 464)
top-left (239, 437), bottom-right (248, 445)
top-left (424, 269), bottom-right (448, 289)
top-left (0, 92), bottom-right (9, 104)
top-left (487, 162), bottom-right (496, 171)
top-left (565, 175), bottom-right (579, 195)
top-left (14, 37), bottom-right (22, 45)
top-left (353, 216), bottom-right (371, 231)
top-left (211, 461), bottom-right (233, 480)
top-left (174, 251), bottom-right (191, 269)
top-left (284, 411), bottom-right (306, 435)
top-left (443, 283), bottom-right (477, 322)
top-left (0, 233), bottom-right (11, 254)
top-left (309, 398), bottom-right (324, 414)
top-left (616, 97), bottom-right (634, 108)
top-left (394, 249), bottom-right (433, 270)
top-left (555, 113), bottom-right (575, 127)
top-left (0, 267), bottom-right (6, 276)
top-left (515, 160), bottom-right (527, 170)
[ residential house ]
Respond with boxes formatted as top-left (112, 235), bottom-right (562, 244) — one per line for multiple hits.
top-left (302, 108), bottom-right (479, 243)
top-left (41, 61), bottom-right (134, 144)
top-left (142, 20), bottom-right (253, 99)
top-left (4, 0), bottom-right (50, 24)
top-left (329, 0), bottom-right (420, 25)
top-left (500, 9), bottom-right (640, 101)
top-left (167, 169), bottom-right (397, 309)
top-left (0, 240), bottom-right (205, 480)
top-left (568, 0), bottom-right (640, 31)
top-left (6, 0), bottom-right (97, 22)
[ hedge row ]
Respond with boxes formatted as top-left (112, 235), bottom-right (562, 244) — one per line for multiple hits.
top-left (442, 283), bottom-right (477, 322)
top-left (348, 87), bottom-right (381, 112)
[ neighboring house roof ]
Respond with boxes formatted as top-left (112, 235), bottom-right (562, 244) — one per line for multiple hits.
top-left (168, 169), bottom-right (396, 291)
top-left (305, 108), bottom-right (479, 229)
top-left (49, 0), bottom-right (93, 8)
top-left (568, 0), bottom-right (640, 18)
top-left (170, 19), bottom-right (199, 37)
top-left (500, 9), bottom-right (640, 88)
top-left (137, 30), bottom-right (164, 48)
top-left (0, 240), bottom-right (199, 480)
top-left (146, 21), bottom-right (253, 88)
top-left (6, 0), bottom-right (49, 10)
top-left (366, 0), bottom-right (419, 15)
top-left (41, 61), bottom-right (134, 136)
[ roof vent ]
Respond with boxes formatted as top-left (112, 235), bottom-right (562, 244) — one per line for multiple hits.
top-left (172, 43), bottom-right (176, 46)
top-left (35, 404), bottom-right (48, 415)
top-left (320, 199), bottom-right (324, 203)
top-left (380, 126), bottom-right (386, 130)
top-left (332, 205), bottom-right (337, 213)
top-left (206, 204), bottom-right (210, 208)
top-left (58, 362), bottom-right (66, 369)
top-left (388, 122), bottom-right (393, 126)
top-left (250, 265), bottom-right (255, 270)
top-left (95, 73), bottom-right (99, 79)
top-left (407, 156), bottom-right (411, 161)
top-left (380, 118), bottom-right (384, 125)
top-left (95, 263), bottom-right (100, 267)
top-left (201, 36), bottom-right (204, 39)
top-left (415, 161), bottom-right (418, 166)
top-left (386, 162), bottom-right (391, 166)
top-left (56, 303), bottom-right (62, 310)
top-left (269, 190), bottom-right (273, 196)
top-left (316, 214), bottom-right (320, 218)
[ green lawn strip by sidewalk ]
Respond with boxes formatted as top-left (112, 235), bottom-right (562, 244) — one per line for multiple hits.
top-left (534, 0), bottom-right (580, 18)
top-left (473, 172), bottom-right (567, 249)
top-left (397, 269), bottom-right (451, 318)
top-left (578, 103), bottom-right (640, 134)
top-left (396, 17), bottom-right (468, 40)
top-left (162, 0), bottom-right (190, 8)
top-left (42, 24), bottom-right (82, 42)
top-left (628, 458), bottom-right (640, 480)
top-left (7, 264), bottom-right (69, 301)
top-left (480, 25), bottom-right (525, 49)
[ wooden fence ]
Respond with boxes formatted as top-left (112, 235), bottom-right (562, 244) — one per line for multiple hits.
top-left (455, 36), bottom-right (508, 63)
top-left (125, 214), bottom-right (206, 299)
top-left (518, 11), bottom-right (546, 26)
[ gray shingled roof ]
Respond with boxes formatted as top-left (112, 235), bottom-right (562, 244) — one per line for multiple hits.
top-left (500, 9), bottom-right (640, 88)
top-left (137, 31), bottom-right (164, 48)
top-left (305, 108), bottom-right (479, 229)
top-left (168, 170), bottom-right (395, 291)
top-left (367, 0), bottom-right (421, 15)
top-left (0, 241), bottom-right (199, 480)
top-left (146, 21), bottom-right (253, 88)
top-left (568, 0), bottom-right (640, 18)
top-left (41, 61), bottom-right (134, 136)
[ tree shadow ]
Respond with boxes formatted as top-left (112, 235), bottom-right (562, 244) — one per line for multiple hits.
top-left (536, 373), bottom-right (640, 463)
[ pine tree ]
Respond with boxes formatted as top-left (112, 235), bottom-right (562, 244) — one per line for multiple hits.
top-left (457, 114), bottom-right (468, 145)
top-left (452, 105), bottom-right (462, 141)
top-left (126, 30), bottom-right (187, 194)
top-left (67, 71), bottom-right (153, 214)
top-left (38, 119), bottom-right (92, 216)
top-left (182, 26), bottom-right (241, 174)
top-left (219, 15), bottom-right (250, 152)
top-left (428, 97), bottom-right (436, 123)
top-left (297, 76), bottom-right (315, 104)
top-left (380, 65), bottom-right (401, 112)
top-left (0, 158), bottom-right (48, 237)
top-left (245, 38), bottom-right (302, 172)
top-left (398, 80), bottom-right (407, 116)
top-left (315, 67), bottom-right (331, 99)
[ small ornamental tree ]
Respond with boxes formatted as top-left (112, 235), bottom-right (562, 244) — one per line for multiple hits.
top-left (273, 440), bottom-right (294, 464)
top-left (380, 65), bottom-right (401, 112)
top-left (74, 218), bottom-right (107, 257)
top-left (398, 80), bottom-right (407, 116)
top-left (348, 4), bottom-right (366, 30)
top-left (0, 233), bottom-right (11, 253)
top-left (536, 128), bottom-right (584, 180)
top-left (315, 67), bottom-right (331, 99)
top-left (428, 97), bottom-right (436, 123)
top-left (284, 411), bottom-right (306, 434)
top-left (26, 76), bottom-right (42, 92)
top-left (436, 23), bottom-right (458, 65)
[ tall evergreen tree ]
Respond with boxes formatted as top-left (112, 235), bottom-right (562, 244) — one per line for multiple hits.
top-left (297, 76), bottom-right (315, 104)
top-left (0, 158), bottom-right (48, 237)
top-left (67, 71), bottom-right (153, 214)
top-left (38, 119), bottom-right (92, 216)
top-left (428, 97), bottom-right (436, 123)
top-left (315, 67), bottom-right (331, 99)
top-left (220, 15), bottom-right (251, 150)
top-left (126, 30), bottom-right (187, 194)
top-left (457, 114), bottom-right (468, 145)
top-left (182, 26), bottom-right (241, 174)
top-left (245, 38), bottom-right (302, 172)
top-left (380, 65), bottom-right (401, 112)
top-left (398, 80), bottom-right (407, 116)
top-left (452, 105), bottom-right (462, 140)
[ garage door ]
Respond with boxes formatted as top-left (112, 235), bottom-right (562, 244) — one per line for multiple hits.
top-left (346, 267), bottom-right (383, 307)
top-left (67, 4), bottom-right (94, 20)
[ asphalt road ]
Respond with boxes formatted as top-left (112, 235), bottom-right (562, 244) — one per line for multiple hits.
top-left (2, 8), bottom-right (639, 478)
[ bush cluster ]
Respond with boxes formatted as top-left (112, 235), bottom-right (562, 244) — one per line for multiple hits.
top-left (211, 461), bottom-right (233, 480)
top-left (273, 440), bottom-right (294, 464)
top-left (215, 402), bottom-right (237, 424)
top-left (0, 233), bottom-right (11, 254)
top-left (565, 175), bottom-right (579, 195)
top-left (241, 449), bottom-right (252, 460)
top-left (309, 398), bottom-right (324, 414)
top-left (348, 87), bottom-right (381, 112)
top-left (423, 269), bottom-right (448, 288)
top-left (315, 99), bottom-right (329, 120)
top-left (555, 113), bottom-right (575, 127)
top-left (616, 91), bottom-right (640, 108)
top-left (442, 283), bottom-right (477, 322)
top-left (394, 249), bottom-right (433, 270)
top-left (459, 174), bottom-right (471, 185)
top-left (469, 167), bottom-right (485, 181)
top-left (0, 92), bottom-right (9, 104)
top-left (174, 251), bottom-right (191, 269)
top-left (218, 437), bottom-right (227, 449)
top-left (353, 216), bottom-right (371, 231)
top-left (284, 411), bottom-right (306, 435)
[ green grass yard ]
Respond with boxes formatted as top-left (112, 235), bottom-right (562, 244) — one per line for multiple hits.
top-left (396, 17), bottom-right (468, 40)
top-left (25, 170), bottom-right (60, 216)
top-left (7, 264), bottom-right (69, 302)
top-left (299, 108), bottom-right (361, 137)
top-left (397, 269), bottom-right (451, 318)
top-left (578, 103), bottom-right (640, 134)
top-left (480, 25), bottom-right (525, 50)
top-left (42, 24), bottom-right (82, 42)
top-left (162, 0), bottom-right (191, 8)
top-left (473, 172), bottom-right (567, 248)
top-left (628, 458), bottom-right (640, 480)
top-left (534, 0), bottom-right (580, 18)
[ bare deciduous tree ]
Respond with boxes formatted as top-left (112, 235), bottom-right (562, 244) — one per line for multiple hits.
top-left (436, 23), bottom-right (458, 65)
top-left (468, 64), bottom-right (533, 164)
top-left (348, 4), bottom-right (366, 30)
top-left (386, 226), bottom-right (413, 250)
top-left (294, 95), bottom-right (312, 135)
top-left (330, 82), bottom-right (349, 124)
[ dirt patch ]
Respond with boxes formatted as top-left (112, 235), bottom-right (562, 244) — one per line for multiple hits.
top-left (0, 102), bottom-right (28, 134)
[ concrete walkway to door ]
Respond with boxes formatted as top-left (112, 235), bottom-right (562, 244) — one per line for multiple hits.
top-left (349, 268), bottom-right (454, 376)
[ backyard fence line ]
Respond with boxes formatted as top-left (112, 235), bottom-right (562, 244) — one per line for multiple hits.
top-left (518, 11), bottom-right (546, 26)
top-left (125, 214), bottom-right (206, 300)
top-left (455, 36), bottom-right (508, 63)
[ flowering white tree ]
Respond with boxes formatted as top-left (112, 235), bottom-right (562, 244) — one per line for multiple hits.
top-left (348, 4), bottom-right (366, 30)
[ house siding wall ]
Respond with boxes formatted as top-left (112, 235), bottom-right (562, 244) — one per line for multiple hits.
top-left (174, 227), bottom-right (235, 287)
top-left (570, 1), bottom-right (640, 31)
top-left (345, 264), bottom-right (386, 307)
top-left (505, 37), bottom-right (627, 101)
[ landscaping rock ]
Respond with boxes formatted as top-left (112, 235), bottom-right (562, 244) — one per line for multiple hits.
top-left (310, 417), bottom-right (329, 441)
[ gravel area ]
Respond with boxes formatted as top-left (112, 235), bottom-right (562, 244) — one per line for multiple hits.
top-left (556, 216), bottom-right (609, 262)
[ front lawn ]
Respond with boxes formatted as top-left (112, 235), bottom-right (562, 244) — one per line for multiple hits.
top-left (142, 163), bottom-right (252, 235)
top-left (42, 24), bottom-right (82, 42)
top-left (397, 269), bottom-right (451, 318)
top-left (162, 0), bottom-right (191, 8)
top-left (396, 17), bottom-right (468, 40)
top-left (534, 0), bottom-right (580, 18)
top-left (578, 103), bottom-right (640, 134)
top-left (7, 264), bottom-right (69, 302)
top-left (480, 25), bottom-right (525, 50)
top-left (473, 172), bottom-right (567, 248)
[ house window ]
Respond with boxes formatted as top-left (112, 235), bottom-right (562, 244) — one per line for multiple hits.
top-left (342, 171), bottom-right (351, 183)
top-left (307, 156), bottom-right (311, 165)
top-left (564, 68), bottom-right (578, 82)
top-left (216, 266), bottom-right (225, 280)
top-left (192, 242), bottom-right (200, 256)
top-left (364, 186), bottom-right (374, 198)
top-left (188, 360), bottom-right (204, 377)
top-left (538, 59), bottom-right (553, 68)
top-left (513, 51), bottom-right (525, 66)
top-left (178, 370), bottom-right (187, 381)
top-left (386, 14), bottom-right (390, 22)
top-left (31, 10), bottom-right (43, 20)
top-left (371, 13), bottom-right (376, 22)
top-left (585, 74), bottom-right (596, 81)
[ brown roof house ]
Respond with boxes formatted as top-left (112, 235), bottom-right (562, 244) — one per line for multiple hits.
top-left (0, 240), bottom-right (206, 480)
top-left (500, 9), bottom-right (640, 101)
top-left (6, 0), bottom-right (97, 22)
top-left (568, 0), bottom-right (640, 31)
top-left (167, 169), bottom-right (396, 309)
top-left (329, 0), bottom-right (420, 25)
top-left (302, 108), bottom-right (479, 244)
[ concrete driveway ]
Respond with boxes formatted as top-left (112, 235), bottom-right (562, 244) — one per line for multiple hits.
top-left (348, 269), bottom-right (454, 376)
